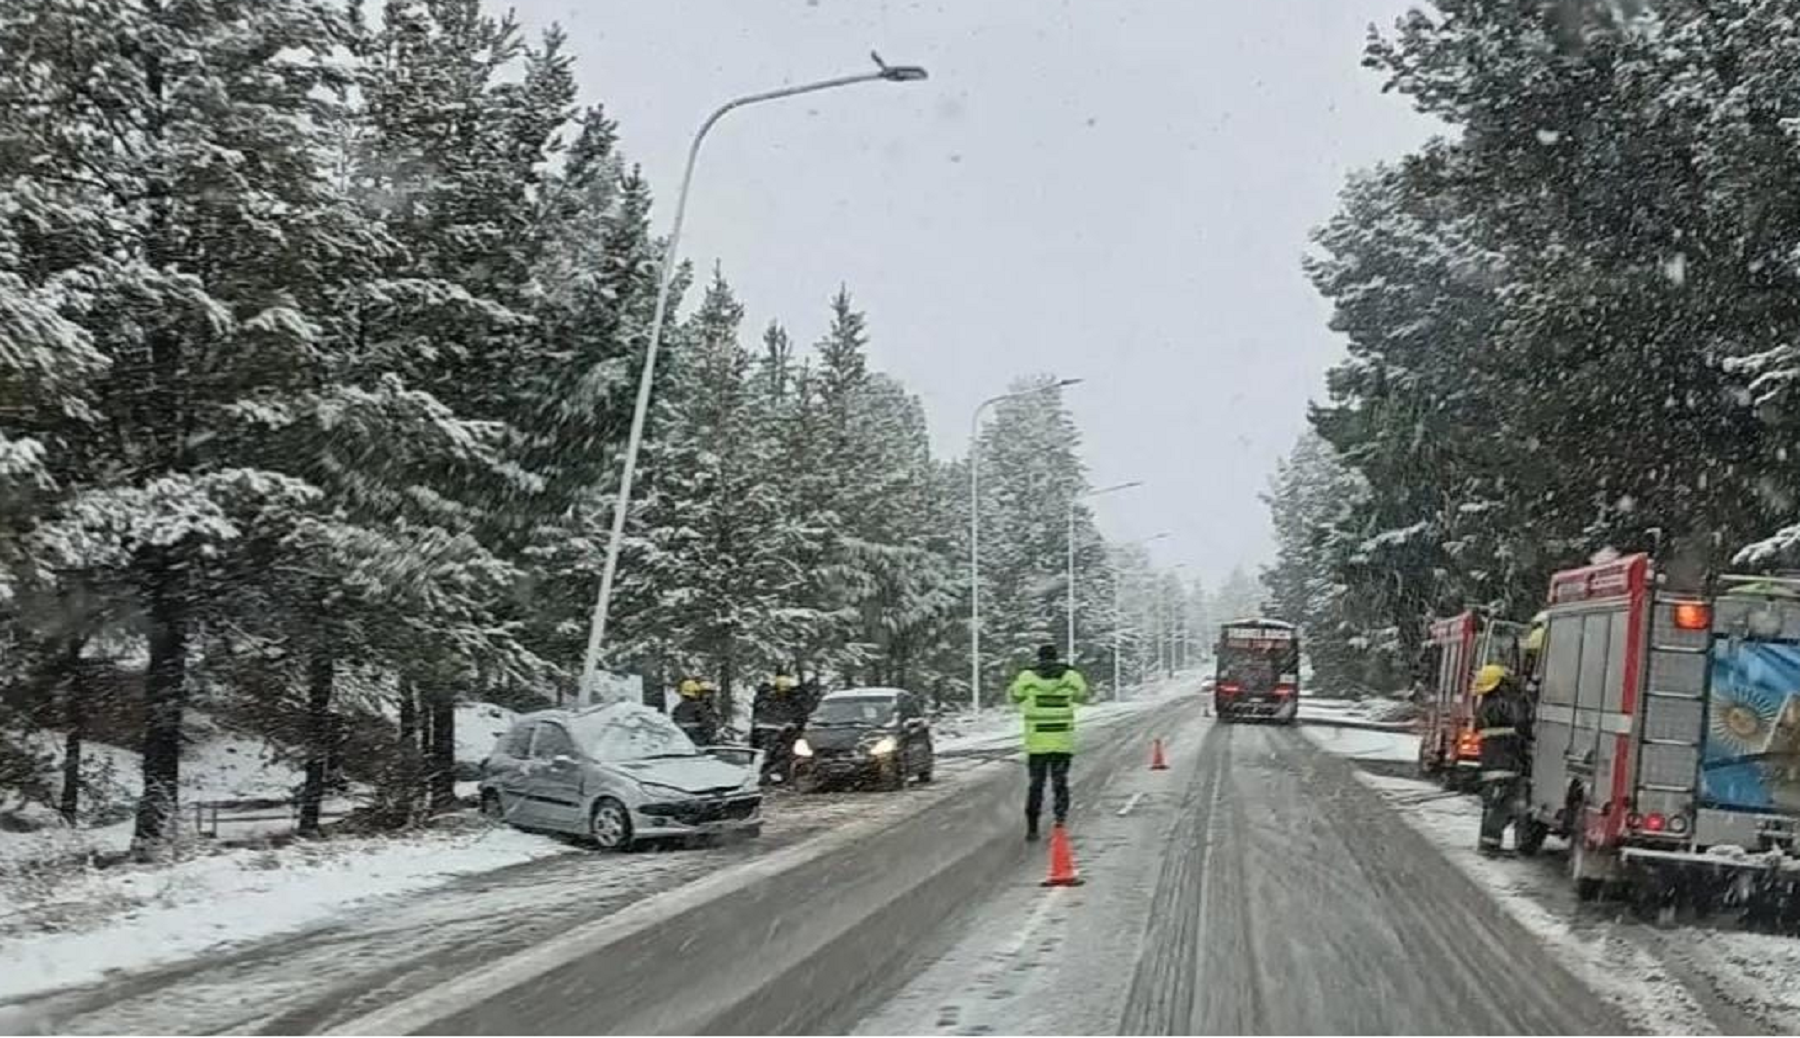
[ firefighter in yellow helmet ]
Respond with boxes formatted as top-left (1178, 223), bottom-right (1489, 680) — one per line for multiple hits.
top-left (1473, 663), bottom-right (1531, 854)
top-left (672, 678), bottom-right (721, 746)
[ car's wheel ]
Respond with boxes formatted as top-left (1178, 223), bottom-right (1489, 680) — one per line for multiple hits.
top-left (590, 797), bottom-right (635, 852)
top-left (884, 757), bottom-right (906, 791)
top-left (480, 790), bottom-right (507, 823)
top-left (917, 758), bottom-right (933, 783)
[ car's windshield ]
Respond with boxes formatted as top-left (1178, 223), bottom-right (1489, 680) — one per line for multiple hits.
top-left (567, 705), bottom-right (699, 762)
top-left (811, 698), bottom-right (894, 726)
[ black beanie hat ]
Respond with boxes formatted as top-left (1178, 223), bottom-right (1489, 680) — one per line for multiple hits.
top-left (1037, 644), bottom-right (1059, 663)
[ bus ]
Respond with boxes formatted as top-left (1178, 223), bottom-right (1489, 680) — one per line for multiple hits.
top-left (1214, 618), bottom-right (1300, 724)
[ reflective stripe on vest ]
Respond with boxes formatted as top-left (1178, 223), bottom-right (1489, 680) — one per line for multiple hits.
top-left (1033, 694), bottom-right (1071, 709)
top-left (1479, 726), bottom-right (1517, 737)
top-left (1031, 720), bottom-right (1072, 733)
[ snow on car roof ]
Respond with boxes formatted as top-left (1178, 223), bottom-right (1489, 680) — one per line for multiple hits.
top-left (562, 701), bottom-right (697, 761)
top-left (824, 687), bottom-right (905, 700)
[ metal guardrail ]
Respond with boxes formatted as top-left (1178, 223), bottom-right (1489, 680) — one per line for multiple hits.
top-left (191, 797), bottom-right (351, 837)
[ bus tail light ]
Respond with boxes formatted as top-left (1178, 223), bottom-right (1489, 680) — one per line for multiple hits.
top-left (1273, 685), bottom-right (1295, 698)
top-left (1217, 682), bottom-right (1241, 696)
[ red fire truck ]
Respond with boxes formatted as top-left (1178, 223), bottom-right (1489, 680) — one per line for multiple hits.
top-left (1418, 612), bottom-right (1529, 790)
top-left (1525, 554), bottom-right (1800, 911)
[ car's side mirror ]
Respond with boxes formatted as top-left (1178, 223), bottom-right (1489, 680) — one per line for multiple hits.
top-left (551, 754), bottom-right (577, 768)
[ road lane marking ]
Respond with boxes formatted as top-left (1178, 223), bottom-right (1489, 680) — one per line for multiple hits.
top-left (998, 887), bottom-right (1063, 959)
top-left (1117, 791), bottom-right (1145, 816)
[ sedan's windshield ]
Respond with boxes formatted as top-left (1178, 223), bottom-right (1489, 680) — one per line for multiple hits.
top-left (811, 697), bottom-right (894, 726)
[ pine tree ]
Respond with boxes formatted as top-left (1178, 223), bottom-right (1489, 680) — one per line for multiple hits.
top-left (972, 377), bottom-right (1087, 703)
top-left (0, 0), bottom-right (417, 847)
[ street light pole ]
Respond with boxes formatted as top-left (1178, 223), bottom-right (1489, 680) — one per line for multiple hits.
top-left (969, 378), bottom-right (1083, 717)
top-left (1113, 532), bottom-right (1168, 699)
top-left (578, 56), bottom-right (928, 706)
top-left (1164, 563), bottom-right (1188, 679)
top-left (1066, 481), bottom-right (1142, 660)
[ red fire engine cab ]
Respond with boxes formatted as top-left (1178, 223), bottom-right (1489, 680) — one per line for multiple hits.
top-left (1419, 611), bottom-right (1529, 790)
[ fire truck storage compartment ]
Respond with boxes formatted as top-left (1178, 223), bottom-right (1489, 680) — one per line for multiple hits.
top-left (1529, 560), bottom-right (1639, 840)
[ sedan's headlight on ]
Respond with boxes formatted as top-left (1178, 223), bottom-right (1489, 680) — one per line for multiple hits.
top-left (792, 737), bottom-right (814, 758)
top-left (867, 735), bottom-right (897, 756)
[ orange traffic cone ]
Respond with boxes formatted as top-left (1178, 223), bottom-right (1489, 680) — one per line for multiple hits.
top-left (1150, 737), bottom-right (1169, 771)
top-left (1041, 823), bottom-right (1084, 887)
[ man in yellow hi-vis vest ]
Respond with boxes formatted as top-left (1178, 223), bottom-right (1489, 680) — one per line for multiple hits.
top-left (1009, 644), bottom-right (1089, 841)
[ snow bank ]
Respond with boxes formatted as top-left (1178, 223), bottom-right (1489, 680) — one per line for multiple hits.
top-left (0, 821), bottom-right (574, 1002)
top-left (455, 702), bottom-right (517, 765)
top-left (23, 711), bottom-right (307, 811)
top-left (1299, 722), bottom-right (1420, 763)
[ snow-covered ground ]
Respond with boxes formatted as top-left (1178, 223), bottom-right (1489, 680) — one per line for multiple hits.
top-left (1303, 723), bottom-right (1800, 1034)
top-left (0, 820), bottom-right (575, 1002)
top-left (1298, 720), bottom-right (1419, 763)
top-left (1297, 694), bottom-right (1416, 728)
top-left (3, 702), bottom-right (518, 876)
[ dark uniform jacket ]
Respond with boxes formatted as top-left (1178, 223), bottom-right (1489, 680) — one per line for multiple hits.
top-left (1476, 680), bottom-right (1531, 778)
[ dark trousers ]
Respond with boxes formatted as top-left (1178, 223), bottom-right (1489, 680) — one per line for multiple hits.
top-left (1480, 773), bottom-right (1522, 849)
top-left (1026, 752), bottom-right (1073, 824)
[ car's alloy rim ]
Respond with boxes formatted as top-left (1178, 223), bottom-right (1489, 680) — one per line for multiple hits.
top-left (594, 804), bottom-right (626, 846)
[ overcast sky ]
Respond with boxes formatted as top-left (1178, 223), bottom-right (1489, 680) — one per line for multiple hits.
top-left (509, 0), bottom-right (1439, 588)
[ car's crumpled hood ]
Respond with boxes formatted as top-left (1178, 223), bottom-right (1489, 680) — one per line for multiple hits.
top-left (614, 755), bottom-right (750, 795)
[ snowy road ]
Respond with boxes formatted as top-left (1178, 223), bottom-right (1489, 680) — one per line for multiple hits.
top-left (7, 699), bottom-right (1653, 1035)
top-left (864, 715), bottom-right (1626, 1035)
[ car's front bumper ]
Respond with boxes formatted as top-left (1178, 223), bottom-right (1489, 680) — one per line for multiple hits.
top-left (632, 793), bottom-right (762, 837)
top-left (800, 753), bottom-right (895, 782)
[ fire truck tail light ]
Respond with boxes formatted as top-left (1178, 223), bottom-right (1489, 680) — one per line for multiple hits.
top-left (1273, 685), bottom-right (1295, 698)
top-left (1668, 814), bottom-right (1689, 834)
top-left (1672, 602), bottom-right (1710, 631)
top-left (1218, 683), bottom-right (1240, 695)
top-left (1644, 812), bottom-right (1667, 833)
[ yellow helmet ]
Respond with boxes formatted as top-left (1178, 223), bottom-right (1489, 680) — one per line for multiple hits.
top-left (679, 679), bottom-right (702, 697)
top-left (1473, 664), bottom-right (1510, 695)
top-left (773, 675), bottom-right (798, 691)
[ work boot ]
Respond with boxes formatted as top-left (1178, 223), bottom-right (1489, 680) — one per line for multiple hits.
top-left (1025, 817), bottom-right (1040, 842)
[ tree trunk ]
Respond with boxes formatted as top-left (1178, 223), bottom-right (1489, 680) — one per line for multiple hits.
top-left (297, 646), bottom-right (335, 836)
top-left (58, 640), bottom-right (86, 825)
top-left (398, 681), bottom-right (418, 748)
top-left (719, 648), bottom-right (737, 730)
top-left (133, 554), bottom-right (189, 849)
top-left (428, 689), bottom-right (456, 810)
top-left (641, 658), bottom-right (663, 712)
